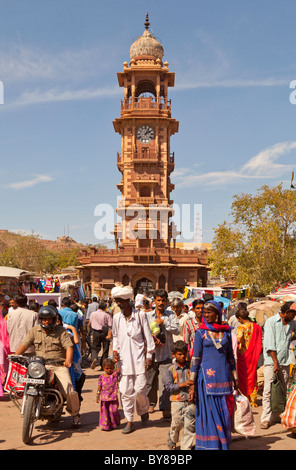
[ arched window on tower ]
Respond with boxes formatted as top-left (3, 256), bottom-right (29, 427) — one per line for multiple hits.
top-left (139, 185), bottom-right (151, 197)
top-left (136, 80), bottom-right (156, 97)
top-left (159, 274), bottom-right (166, 289)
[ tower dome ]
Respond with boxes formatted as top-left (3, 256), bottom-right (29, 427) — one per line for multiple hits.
top-left (129, 13), bottom-right (164, 61)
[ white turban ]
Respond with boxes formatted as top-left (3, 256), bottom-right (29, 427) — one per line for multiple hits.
top-left (111, 285), bottom-right (134, 300)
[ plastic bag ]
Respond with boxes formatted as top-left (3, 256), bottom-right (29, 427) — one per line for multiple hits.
top-left (271, 373), bottom-right (286, 413)
top-left (4, 360), bottom-right (27, 394)
top-left (281, 386), bottom-right (296, 430)
top-left (233, 391), bottom-right (256, 436)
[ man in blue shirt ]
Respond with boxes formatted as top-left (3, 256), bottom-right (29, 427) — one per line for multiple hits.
top-left (59, 297), bottom-right (79, 330)
top-left (145, 289), bottom-right (181, 420)
top-left (260, 301), bottom-right (296, 429)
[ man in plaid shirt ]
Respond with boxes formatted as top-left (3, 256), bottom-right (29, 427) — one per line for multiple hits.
top-left (183, 299), bottom-right (204, 360)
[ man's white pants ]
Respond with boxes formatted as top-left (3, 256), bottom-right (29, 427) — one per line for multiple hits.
top-left (261, 364), bottom-right (289, 424)
top-left (119, 373), bottom-right (149, 422)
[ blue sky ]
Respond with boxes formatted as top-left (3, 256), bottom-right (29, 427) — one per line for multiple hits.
top-left (0, 0), bottom-right (296, 247)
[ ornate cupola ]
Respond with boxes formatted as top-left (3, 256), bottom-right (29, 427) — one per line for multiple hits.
top-left (129, 13), bottom-right (164, 61)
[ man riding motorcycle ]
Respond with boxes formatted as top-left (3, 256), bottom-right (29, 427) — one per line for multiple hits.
top-left (14, 305), bottom-right (81, 427)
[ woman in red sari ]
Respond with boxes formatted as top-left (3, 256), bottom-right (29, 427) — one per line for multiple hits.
top-left (236, 309), bottom-right (263, 406)
top-left (0, 310), bottom-right (11, 397)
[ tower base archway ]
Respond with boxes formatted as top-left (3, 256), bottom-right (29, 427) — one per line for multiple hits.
top-left (134, 276), bottom-right (155, 296)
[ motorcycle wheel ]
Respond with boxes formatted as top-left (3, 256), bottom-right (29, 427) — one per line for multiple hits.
top-left (22, 395), bottom-right (36, 444)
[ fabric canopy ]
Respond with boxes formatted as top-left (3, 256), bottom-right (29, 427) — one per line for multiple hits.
top-left (0, 266), bottom-right (31, 278)
top-left (268, 284), bottom-right (296, 300)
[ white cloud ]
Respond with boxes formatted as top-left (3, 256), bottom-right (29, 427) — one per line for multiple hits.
top-left (0, 43), bottom-right (121, 108)
top-left (0, 44), bottom-right (114, 83)
top-left (5, 174), bottom-right (54, 190)
top-left (173, 141), bottom-right (296, 188)
top-left (174, 77), bottom-right (288, 91)
top-left (242, 141), bottom-right (296, 177)
top-left (7, 86), bottom-right (121, 108)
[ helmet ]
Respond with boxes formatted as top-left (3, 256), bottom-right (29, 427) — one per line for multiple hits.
top-left (38, 305), bottom-right (58, 331)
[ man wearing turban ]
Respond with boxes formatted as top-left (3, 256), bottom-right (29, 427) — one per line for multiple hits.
top-left (111, 285), bottom-right (155, 434)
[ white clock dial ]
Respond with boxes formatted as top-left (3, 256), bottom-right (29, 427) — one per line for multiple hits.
top-left (136, 125), bottom-right (155, 143)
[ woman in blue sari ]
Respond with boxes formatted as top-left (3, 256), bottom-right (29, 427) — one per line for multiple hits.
top-left (189, 301), bottom-right (238, 450)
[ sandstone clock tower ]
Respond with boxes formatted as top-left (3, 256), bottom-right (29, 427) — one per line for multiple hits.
top-left (78, 14), bottom-right (208, 296)
top-left (113, 13), bottom-right (179, 251)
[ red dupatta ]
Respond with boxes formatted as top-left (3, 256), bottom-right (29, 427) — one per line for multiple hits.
top-left (198, 319), bottom-right (232, 332)
top-left (236, 323), bottom-right (262, 397)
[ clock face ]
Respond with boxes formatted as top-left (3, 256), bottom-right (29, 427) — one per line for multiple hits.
top-left (136, 125), bottom-right (155, 143)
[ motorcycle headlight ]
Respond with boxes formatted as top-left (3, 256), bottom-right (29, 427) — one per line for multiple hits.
top-left (28, 361), bottom-right (46, 379)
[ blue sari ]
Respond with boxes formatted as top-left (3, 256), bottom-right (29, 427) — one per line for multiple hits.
top-left (191, 328), bottom-right (236, 450)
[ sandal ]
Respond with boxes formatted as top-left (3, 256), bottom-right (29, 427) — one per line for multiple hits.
top-left (122, 423), bottom-right (135, 434)
top-left (167, 434), bottom-right (176, 450)
top-left (72, 414), bottom-right (82, 427)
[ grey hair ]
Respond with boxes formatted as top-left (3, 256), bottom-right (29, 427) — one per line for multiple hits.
top-left (171, 298), bottom-right (184, 307)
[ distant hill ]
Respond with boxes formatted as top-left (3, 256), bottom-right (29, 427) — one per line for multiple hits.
top-left (0, 231), bottom-right (107, 273)
top-left (0, 230), bottom-right (86, 254)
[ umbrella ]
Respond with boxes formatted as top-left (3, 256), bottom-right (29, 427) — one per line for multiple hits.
top-left (277, 294), bottom-right (296, 302)
top-left (247, 300), bottom-right (282, 326)
top-left (214, 296), bottom-right (231, 309)
top-left (184, 298), bottom-right (193, 307)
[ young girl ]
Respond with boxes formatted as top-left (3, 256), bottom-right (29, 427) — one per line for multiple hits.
top-left (96, 358), bottom-right (121, 431)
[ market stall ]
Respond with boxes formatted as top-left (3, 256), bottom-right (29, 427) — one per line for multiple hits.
top-left (60, 279), bottom-right (81, 300)
top-left (0, 266), bottom-right (35, 299)
top-left (184, 286), bottom-right (250, 301)
top-left (25, 293), bottom-right (69, 309)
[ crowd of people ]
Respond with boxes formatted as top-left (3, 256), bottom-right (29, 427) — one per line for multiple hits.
top-left (1, 288), bottom-right (296, 450)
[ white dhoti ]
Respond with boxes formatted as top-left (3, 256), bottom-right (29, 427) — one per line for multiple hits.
top-left (119, 373), bottom-right (149, 421)
top-left (112, 308), bottom-right (155, 423)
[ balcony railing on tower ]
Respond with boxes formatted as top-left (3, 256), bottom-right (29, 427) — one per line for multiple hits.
top-left (117, 150), bottom-right (174, 163)
top-left (120, 96), bottom-right (171, 116)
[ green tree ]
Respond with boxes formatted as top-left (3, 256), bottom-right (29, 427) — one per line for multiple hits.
top-left (54, 248), bottom-right (80, 270)
top-left (0, 232), bottom-right (48, 273)
top-left (210, 183), bottom-right (296, 295)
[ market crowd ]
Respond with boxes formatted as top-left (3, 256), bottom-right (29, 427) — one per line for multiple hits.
top-left (1, 287), bottom-right (296, 450)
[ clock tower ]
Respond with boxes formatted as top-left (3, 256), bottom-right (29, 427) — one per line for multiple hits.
top-left (78, 14), bottom-right (208, 296)
top-left (113, 13), bottom-right (179, 251)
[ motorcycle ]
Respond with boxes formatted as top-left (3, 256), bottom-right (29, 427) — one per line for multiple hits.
top-left (8, 355), bottom-right (65, 444)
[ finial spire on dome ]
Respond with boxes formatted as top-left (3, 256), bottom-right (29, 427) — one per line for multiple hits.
top-left (144, 12), bottom-right (150, 31)
top-left (129, 13), bottom-right (164, 61)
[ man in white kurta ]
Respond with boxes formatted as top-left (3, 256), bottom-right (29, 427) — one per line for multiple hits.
top-left (111, 286), bottom-right (155, 434)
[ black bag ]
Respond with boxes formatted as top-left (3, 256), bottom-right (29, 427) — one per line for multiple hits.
top-left (270, 373), bottom-right (286, 413)
top-left (101, 325), bottom-right (109, 337)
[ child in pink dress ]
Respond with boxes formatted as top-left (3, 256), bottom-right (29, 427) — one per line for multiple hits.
top-left (96, 358), bottom-right (121, 430)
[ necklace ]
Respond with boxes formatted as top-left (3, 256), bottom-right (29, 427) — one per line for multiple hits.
top-left (208, 331), bottom-right (223, 350)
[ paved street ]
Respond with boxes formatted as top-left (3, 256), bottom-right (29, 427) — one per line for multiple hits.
top-left (1, 365), bottom-right (296, 452)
